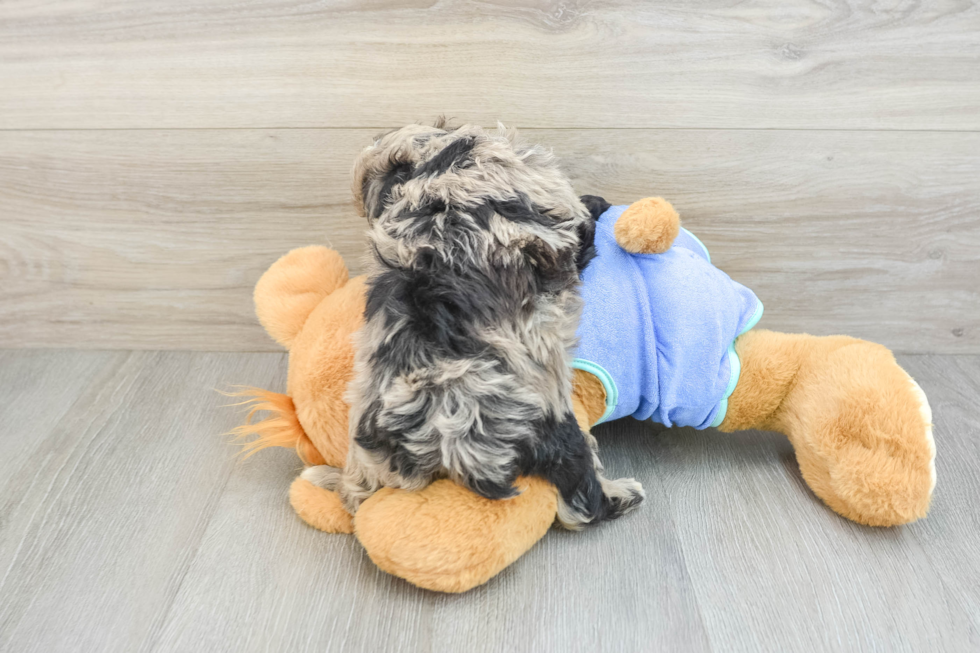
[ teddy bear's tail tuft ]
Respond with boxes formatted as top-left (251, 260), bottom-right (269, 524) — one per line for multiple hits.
top-left (222, 387), bottom-right (326, 466)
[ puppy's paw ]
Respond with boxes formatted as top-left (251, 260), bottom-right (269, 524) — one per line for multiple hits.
top-left (301, 465), bottom-right (343, 491)
top-left (601, 476), bottom-right (645, 519)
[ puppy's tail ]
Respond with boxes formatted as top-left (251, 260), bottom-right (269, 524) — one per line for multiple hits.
top-left (222, 387), bottom-right (326, 466)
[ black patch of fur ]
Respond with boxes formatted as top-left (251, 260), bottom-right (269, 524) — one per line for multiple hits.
top-left (364, 238), bottom-right (526, 367)
top-left (414, 137), bottom-right (475, 178)
top-left (355, 397), bottom-right (441, 480)
top-left (574, 214), bottom-right (596, 274)
top-left (372, 160), bottom-right (413, 219)
top-left (482, 196), bottom-right (555, 229)
top-left (579, 195), bottom-right (611, 222)
top-left (575, 195), bottom-right (609, 274)
top-left (516, 413), bottom-right (641, 525)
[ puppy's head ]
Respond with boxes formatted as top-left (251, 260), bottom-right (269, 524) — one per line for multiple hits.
top-left (352, 121), bottom-right (595, 281)
top-left (352, 121), bottom-right (453, 224)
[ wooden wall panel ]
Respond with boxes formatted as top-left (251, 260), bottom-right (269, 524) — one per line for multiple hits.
top-left (0, 1), bottom-right (978, 129)
top-left (2, 128), bottom-right (976, 352)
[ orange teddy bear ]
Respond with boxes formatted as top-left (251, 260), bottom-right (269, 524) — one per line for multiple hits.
top-left (234, 197), bottom-right (936, 593)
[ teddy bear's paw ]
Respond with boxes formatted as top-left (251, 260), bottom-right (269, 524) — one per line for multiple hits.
top-left (601, 476), bottom-right (645, 520)
top-left (793, 350), bottom-right (936, 527)
top-left (289, 475), bottom-right (354, 534)
top-left (771, 337), bottom-right (937, 527)
top-left (815, 438), bottom-right (934, 527)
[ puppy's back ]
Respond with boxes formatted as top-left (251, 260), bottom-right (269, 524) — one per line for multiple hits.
top-left (347, 122), bottom-right (594, 500)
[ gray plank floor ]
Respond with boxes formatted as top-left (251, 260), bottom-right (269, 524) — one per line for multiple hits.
top-left (0, 350), bottom-right (977, 652)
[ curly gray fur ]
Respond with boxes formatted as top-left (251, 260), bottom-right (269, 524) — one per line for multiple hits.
top-left (308, 121), bottom-right (643, 529)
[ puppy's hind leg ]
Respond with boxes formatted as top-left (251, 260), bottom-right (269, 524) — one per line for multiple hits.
top-left (531, 414), bottom-right (644, 530)
top-left (300, 464), bottom-right (343, 490)
top-left (339, 442), bottom-right (400, 514)
top-left (300, 445), bottom-right (383, 515)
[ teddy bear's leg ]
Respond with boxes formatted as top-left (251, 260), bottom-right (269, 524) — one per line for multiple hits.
top-left (286, 366), bottom-right (611, 592)
top-left (229, 387), bottom-right (355, 533)
top-left (719, 329), bottom-right (935, 526)
top-left (354, 477), bottom-right (557, 593)
top-left (289, 475), bottom-right (354, 534)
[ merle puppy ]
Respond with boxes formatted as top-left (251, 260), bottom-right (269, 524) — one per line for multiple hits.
top-left (304, 122), bottom-right (644, 529)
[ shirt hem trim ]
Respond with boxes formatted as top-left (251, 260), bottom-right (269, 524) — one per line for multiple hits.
top-left (709, 298), bottom-right (765, 428)
top-left (681, 227), bottom-right (711, 263)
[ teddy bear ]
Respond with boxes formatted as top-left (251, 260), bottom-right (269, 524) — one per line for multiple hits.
top-left (233, 196), bottom-right (936, 593)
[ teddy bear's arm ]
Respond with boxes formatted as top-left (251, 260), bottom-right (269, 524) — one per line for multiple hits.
top-left (355, 476), bottom-right (557, 593)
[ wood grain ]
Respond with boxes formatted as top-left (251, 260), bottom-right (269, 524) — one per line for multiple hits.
top-left (0, 350), bottom-right (286, 653)
top-left (0, 129), bottom-right (367, 351)
top-left (0, 1), bottom-right (978, 130)
top-left (901, 355), bottom-right (980, 643)
top-left (2, 128), bottom-right (977, 352)
top-left (593, 353), bottom-right (980, 652)
top-left (1, 351), bottom-right (977, 651)
top-left (155, 419), bottom-right (710, 652)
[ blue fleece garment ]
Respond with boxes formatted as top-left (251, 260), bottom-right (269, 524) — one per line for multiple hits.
top-left (572, 205), bottom-right (763, 429)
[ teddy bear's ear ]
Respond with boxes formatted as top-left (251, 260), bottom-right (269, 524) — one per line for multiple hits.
top-left (254, 246), bottom-right (349, 349)
top-left (614, 197), bottom-right (680, 255)
top-left (573, 196), bottom-right (608, 273)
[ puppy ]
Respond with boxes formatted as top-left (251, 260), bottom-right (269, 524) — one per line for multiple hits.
top-left (305, 122), bottom-right (644, 529)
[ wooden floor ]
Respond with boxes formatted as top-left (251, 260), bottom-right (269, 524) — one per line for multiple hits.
top-left (0, 349), bottom-right (976, 652)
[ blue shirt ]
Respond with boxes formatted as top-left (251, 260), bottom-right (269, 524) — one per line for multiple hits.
top-left (573, 205), bottom-right (763, 429)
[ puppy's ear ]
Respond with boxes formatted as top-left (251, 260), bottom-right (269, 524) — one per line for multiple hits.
top-left (522, 237), bottom-right (578, 292)
top-left (353, 124), bottom-right (434, 221)
top-left (353, 147), bottom-right (413, 222)
top-left (574, 214), bottom-right (596, 274)
top-left (579, 195), bottom-right (611, 223)
top-left (487, 197), bottom-right (580, 290)
top-left (574, 195), bottom-right (608, 273)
